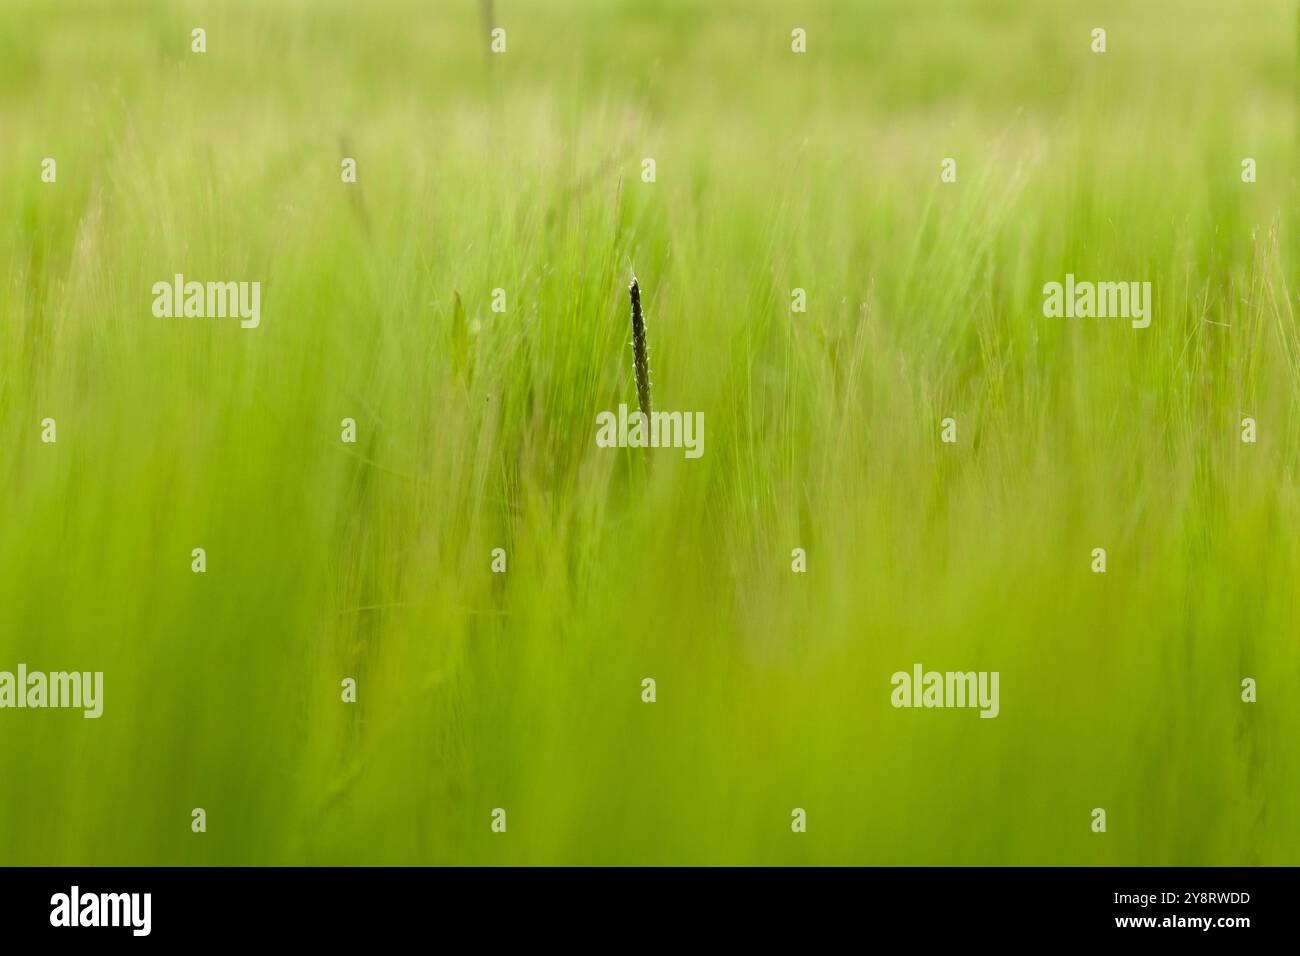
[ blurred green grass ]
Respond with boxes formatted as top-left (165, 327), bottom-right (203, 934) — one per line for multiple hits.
top-left (0, 0), bottom-right (1297, 865)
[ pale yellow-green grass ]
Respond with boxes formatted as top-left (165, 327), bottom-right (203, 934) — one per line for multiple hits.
top-left (0, 0), bottom-right (1297, 865)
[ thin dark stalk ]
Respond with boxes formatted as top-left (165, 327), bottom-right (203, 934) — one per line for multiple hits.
top-left (629, 277), bottom-right (653, 416)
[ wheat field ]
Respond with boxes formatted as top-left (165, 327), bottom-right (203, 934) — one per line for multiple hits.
top-left (0, 0), bottom-right (1297, 865)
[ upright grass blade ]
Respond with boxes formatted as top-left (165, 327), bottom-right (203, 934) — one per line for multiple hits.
top-left (629, 277), bottom-right (653, 415)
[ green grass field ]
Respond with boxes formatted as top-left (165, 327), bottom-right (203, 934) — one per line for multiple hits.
top-left (2, 0), bottom-right (1298, 866)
